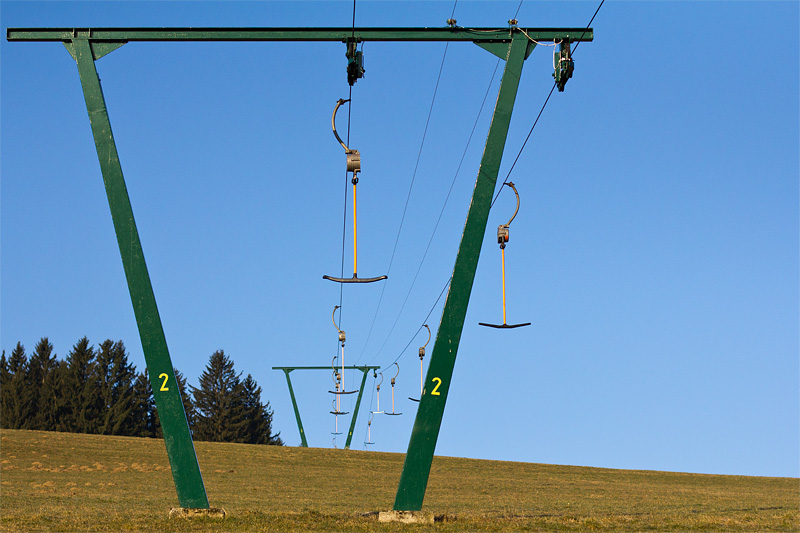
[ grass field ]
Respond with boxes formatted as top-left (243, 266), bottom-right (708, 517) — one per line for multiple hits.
top-left (1, 429), bottom-right (797, 531)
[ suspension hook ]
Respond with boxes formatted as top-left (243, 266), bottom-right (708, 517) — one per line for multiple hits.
top-left (331, 99), bottom-right (361, 175)
top-left (497, 182), bottom-right (520, 249)
top-left (332, 305), bottom-right (345, 345)
top-left (504, 182), bottom-right (521, 227)
top-left (419, 324), bottom-right (431, 359)
top-left (371, 371), bottom-right (385, 414)
top-left (331, 99), bottom-right (351, 152)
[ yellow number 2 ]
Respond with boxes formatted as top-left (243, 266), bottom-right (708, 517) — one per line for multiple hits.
top-left (158, 373), bottom-right (169, 392)
top-left (431, 377), bottom-right (442, 396)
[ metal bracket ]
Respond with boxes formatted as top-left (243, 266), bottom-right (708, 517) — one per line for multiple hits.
top-left (63, 38), bottom-right (126, 62)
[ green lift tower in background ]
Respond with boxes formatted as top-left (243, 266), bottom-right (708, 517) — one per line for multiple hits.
top-left (6, 24), bottom-right (592, 512)
top-left (273, 365), bottom-right (381, 449)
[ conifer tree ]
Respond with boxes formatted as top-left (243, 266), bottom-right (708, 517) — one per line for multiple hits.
top-left (241, 374), bottom-right (282, 445)
top-left (94, 340), bottom-right (137, 435)
top-left (191, 350), bottom-right (248, 442)
top-left (50, 360), bottom-right (71, 432)
top-left (2, 343), bottom-right (29, 428)
top-left (0, 351), bottom-right (10, 428)
top-left (131, 371), bottom-right (156, 437)
top-left (61, 337), bottom-right (98, 433)
top-left (27, 338), bottom-right (58, 430)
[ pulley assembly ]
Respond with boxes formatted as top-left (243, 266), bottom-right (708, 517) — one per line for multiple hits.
top-left (553, 39), bottom-right (574, 92)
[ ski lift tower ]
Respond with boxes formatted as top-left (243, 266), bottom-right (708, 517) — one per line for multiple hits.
top-left (6, 23), bottom-right (592, 513)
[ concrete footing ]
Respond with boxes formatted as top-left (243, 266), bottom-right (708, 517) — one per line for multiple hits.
top-left (169, 507), bottom-right (227, 519)
top-left (378, 510), bottom-right (434, 524)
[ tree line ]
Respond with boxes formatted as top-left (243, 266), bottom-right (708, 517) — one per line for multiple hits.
top-left (0, 337), bottom-right (282, 445)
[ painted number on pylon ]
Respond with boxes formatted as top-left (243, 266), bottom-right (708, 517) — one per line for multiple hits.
top-left (431, 377), bottom-right (442, 396)
top-left (158, 373), bottom-right (169, 392)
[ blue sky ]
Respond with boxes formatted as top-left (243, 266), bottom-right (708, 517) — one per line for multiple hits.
top-left (1, 1), bottom-right (797, 480)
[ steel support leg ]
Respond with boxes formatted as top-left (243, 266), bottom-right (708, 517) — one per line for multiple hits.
top-left (71, 37), bottom-right (209, 509)
top-left (344, 367), bottom-right (372, 449)
top-left (281, 369), bottom-right (308, 447)
top-left (393, 34), bottom-right (531, 511)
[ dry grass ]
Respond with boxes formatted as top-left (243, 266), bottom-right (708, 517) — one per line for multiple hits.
top-left (1, 429), bottom-right (797, 531)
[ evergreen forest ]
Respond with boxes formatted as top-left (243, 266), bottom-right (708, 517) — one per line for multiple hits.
top-left (0, 337), bottom-right (282, 446)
